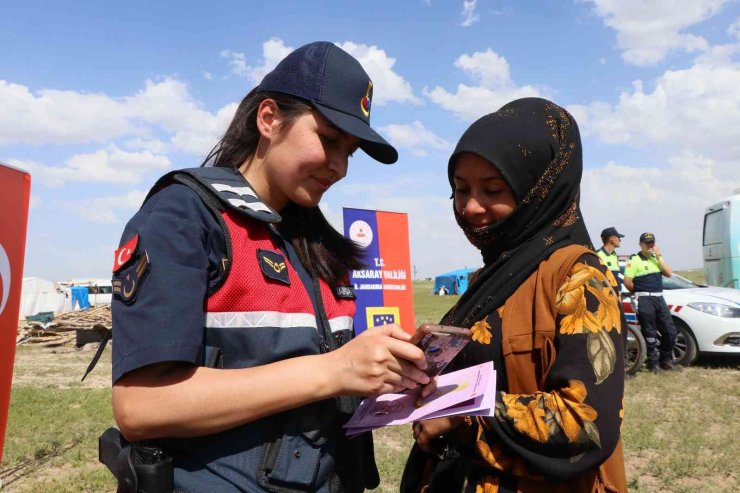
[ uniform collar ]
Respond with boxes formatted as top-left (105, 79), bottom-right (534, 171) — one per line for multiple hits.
top-left (177, 167), bottom-right (282, 224)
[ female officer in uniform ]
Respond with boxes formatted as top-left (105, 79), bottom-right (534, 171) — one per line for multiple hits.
top-left (110, 41), bottom-right (429, 493)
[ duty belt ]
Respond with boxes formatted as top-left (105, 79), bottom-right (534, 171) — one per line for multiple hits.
top-left (634, 292), bottom-right (663, 297)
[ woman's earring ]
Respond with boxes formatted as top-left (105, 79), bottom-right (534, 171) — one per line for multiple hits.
top-left (460, 209), bottom-right (466, 216)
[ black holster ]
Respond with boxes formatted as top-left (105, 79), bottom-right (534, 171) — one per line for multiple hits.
top-left (99, 427), bottom-right (174, 493)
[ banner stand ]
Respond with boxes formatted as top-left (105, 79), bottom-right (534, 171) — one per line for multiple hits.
top-left (0, 163), bottom-right (31, 462)
top-left (343, 208), bottom-right (415, 334)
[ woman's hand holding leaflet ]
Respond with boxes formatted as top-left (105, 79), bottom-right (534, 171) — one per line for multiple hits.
top-left (412, 416), bottom-right (466, 453)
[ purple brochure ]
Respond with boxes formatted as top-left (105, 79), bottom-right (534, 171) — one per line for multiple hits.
top-left (422, 366), bottom-right (496, 420)
top-left (344, 362), bottom-right (495, 434)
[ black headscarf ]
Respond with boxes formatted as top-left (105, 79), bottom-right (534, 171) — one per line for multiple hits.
top-left (442, 97), bottom-right (592, 328)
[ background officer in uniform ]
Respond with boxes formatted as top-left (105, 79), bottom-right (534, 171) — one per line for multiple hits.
top-left (624, 232), bottom-right (679, 372)
top-left (597, 226), bottom-right (625, 293)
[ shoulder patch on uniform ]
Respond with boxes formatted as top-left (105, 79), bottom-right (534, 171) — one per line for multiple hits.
top-left (112, 234), bottom-right (139, 273)
top-left (334, 285), bottom-right (356, 300)
top-left (257, 249), bottom-right (290, 285)
top-left (112, 250), bottom-right (150, 304)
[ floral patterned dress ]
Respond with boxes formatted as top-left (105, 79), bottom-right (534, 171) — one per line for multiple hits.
top-left (449, 254), bottom-right (625, 493)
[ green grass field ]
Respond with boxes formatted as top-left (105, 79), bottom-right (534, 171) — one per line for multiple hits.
top-left (2, 276), bottom-right (738, 492)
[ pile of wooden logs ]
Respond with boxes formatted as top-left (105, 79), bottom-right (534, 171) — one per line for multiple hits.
top-left (16, 305), bottom-right (111, 347)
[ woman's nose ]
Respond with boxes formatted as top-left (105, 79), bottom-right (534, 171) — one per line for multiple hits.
top-left (464, 197), bottom-right (486, 215)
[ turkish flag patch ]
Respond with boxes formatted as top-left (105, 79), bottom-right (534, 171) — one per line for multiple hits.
top-left (113, 234), bottom-right (139, 272)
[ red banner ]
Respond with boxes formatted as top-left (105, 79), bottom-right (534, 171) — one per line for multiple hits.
top-left (0, 163), bottom-right (31, 462)
top-left (375, 211), bottom-right (415, 334)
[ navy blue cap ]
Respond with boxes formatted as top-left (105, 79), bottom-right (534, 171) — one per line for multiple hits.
top-left (601, 227), bottom-right (624, 239)
top-left (258, 41), bottom-right (398, 164)
top-left (639, 232), bottom-right (656, 243)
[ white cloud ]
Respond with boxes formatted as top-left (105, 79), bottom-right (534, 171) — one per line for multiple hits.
top-left (167, 101), bottom-right (238, 156)
top-left (586, 0), bottom-right (728, 66)
top-left (63, 190), bottom-right (148, 223)
top-left (690, 43), bottom-right (738, 66)
top-left (124, 79), bottom-right (211, 134)
top-left (454, 50), bottom-right (510, 87)
top-left (461, 0), bottom-right (480, 27)
top-left (337, 42), bottom-right (420, 105)
top-left (220, 49), bottom-right (248, 77)
top-left (0, 78), bottom-right (235, 158)
top-left (221, 38), bottom-right (294, 84)
top-left (125, 79), bottom-right (230, 155)
top-left (29, 195), bottom-right (42, 209)
top-left (727, 17), bottom-right (740, 39)
top-left (203, 71), bottom-right (213, 81)
top-left (378, 121), bottom-right (450, 156)
top-left (425, 48), bottom-right (541, 121)
top-left (0, 80), bottom-right (133, 146)
top-left (581, 152), bottom-right (740, 269)
top-left (568, 54), bottom-right (740, 171)
top-left (125, 138), bottom-right (168, 154)
top-left (9, 146), bottom-right (171, 187)
top-left (248, 38), bottom-right (294, 84)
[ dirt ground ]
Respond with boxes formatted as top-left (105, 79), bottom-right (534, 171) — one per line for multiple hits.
top-left (11, 343), bottom-right (112, 390)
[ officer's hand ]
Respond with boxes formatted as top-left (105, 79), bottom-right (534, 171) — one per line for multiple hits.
top-left (653, 245), bottom-right (662, 256)
top-left (327, 324), bottom-right (429, 396)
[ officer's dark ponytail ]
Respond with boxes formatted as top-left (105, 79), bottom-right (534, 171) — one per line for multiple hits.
top-left (203, 90), bottom-right (365, 287)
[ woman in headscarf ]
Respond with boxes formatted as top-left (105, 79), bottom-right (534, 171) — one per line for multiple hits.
top-left (402, 98), bottom-right (627, 493)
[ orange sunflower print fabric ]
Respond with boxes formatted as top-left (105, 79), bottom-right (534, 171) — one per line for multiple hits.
top-left (456, 254), bottom-right (625, 488)
top-left (556, 262), bottom-right (622, 384)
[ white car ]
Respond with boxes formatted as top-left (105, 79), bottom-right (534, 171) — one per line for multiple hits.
top-left (621, 273), bottom-right (740, 365)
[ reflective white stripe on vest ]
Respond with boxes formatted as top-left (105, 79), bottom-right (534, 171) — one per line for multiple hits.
top-left (212, 183), bottom-right (259, 198)
top-left (206, 311), bottom-right (353, 333)
top-left (213, 183), bottom-right (273, 213)
top-left (227, 198), bottom-right (272, 213)
top-left (328, 316), bottom-right (353, 333)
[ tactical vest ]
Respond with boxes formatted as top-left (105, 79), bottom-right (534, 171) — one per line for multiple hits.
top-left (147, 167), bottom-right (378, 493)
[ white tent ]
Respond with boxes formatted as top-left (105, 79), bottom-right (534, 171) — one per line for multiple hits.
top-left (60, 278), bottom-right (112, 311)
top-left (19, 277), bottom-right (65, 318)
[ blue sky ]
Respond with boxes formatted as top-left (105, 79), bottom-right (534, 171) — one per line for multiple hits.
top-left (2, 0), bottom-right (739, 281)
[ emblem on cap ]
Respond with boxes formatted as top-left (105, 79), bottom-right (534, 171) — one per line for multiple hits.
top-left (360, 81), bottom-right (373, 117)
